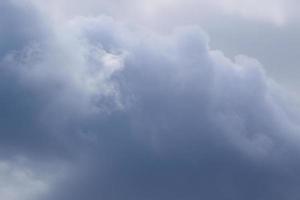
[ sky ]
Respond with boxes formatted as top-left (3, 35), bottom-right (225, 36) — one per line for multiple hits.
top-left (1, 0), bottom-right (300, 199)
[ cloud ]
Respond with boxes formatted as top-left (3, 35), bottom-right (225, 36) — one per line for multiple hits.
top-left (1, 0), bottom-right (300, 200)
top-left (0, 159), bottom-right (50, 200)
top-left (30, 0), bottom-right (293, 27)
top-left (217, 0), bottom-right (286, 26)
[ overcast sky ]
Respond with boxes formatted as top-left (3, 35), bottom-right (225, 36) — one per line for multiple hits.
top-left (1, 0), bottom-right (300, 200)
top-left (31, 0), bottom-right (300, 96)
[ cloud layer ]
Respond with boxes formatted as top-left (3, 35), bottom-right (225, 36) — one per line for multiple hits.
top-left (31, 0), bottom-right (299, 26)
top-left (1, 0), bottom-right (300, 200)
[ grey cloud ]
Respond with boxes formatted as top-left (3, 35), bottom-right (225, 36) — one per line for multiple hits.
top-left (1, 1), bottom-right (300, 200)
top-left (0, 2), bottom-right (122, 160)
top-left (31, 0), bottom-right (300, 99)
top-left (0, 1), bottom-right (47, 57)
top-left (49, 17), bottom-right (300, 200)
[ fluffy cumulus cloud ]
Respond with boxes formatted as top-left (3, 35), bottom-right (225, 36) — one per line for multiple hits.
top-left (1, 0), bottom-right (300, 200)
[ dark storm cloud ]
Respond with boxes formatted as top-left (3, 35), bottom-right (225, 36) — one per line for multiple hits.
top-left (1, 1), bottom-right (300, 200)
top-left (0, 1), bottom-right (47, 57)
top-left (0, 0), bottom-right (53, 158)
top-left (0, 2), bottom-right (121, 160)
top-left (43, 19), bottom-right (300, 200)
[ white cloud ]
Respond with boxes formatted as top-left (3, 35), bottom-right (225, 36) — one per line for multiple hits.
top-left (29, 0), bottom-right (292, 26)
top-left (0, 160), bottom-right (49, 200)
top-left (218, 0), bottom-right (286, 26)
